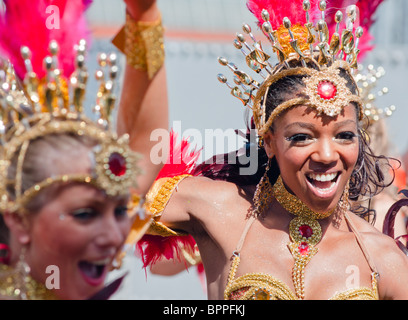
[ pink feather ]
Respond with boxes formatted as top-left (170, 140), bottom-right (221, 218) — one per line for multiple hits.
top-left (0, 0), bottom-right (92, 80)
top-left (246, 0), bottom-right (385, 60)
top-left (246, 0), bottom-right (321, 29)
top-left (325, 0), bottom-right (386, 59)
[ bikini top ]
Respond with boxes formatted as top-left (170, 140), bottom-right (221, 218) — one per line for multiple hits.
top-left (224, 212), bottom-right (380, 300)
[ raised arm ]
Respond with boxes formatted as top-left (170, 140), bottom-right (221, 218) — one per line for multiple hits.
top-left (115, 0), bottom-right (168, 195)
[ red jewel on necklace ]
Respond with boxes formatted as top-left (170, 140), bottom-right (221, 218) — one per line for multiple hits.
top-left (317, 80), bottom-right (337, 100)
top-left (299, 224), bottom-right (313, 239)
top-left (108, 152), bottom-right (127, 177)
top-left (298, 242), bottom-right (309, 256)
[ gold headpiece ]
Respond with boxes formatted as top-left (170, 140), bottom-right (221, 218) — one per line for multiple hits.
top-left (0, 40), bottom-right (142, 213)
top-left (218, 0), bottom-right (364, 135)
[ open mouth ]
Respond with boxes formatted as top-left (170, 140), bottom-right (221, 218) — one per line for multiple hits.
top-left (306, 172), bottom-right (340, 196)
top-left (78, 259), bottom-right (109, 286)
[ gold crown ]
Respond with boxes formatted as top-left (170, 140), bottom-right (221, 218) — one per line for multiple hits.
top-left (217, 0), bottom-right (365, 135)
top-left (0, 40), bottom-right (142, 213)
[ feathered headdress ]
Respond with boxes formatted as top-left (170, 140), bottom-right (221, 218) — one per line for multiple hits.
top-left (247, 0), bottom-right (385, 60)
top-left (0, 0), bottom-right (92, 79)
top-left (218, 0), bottom-right (387, 136)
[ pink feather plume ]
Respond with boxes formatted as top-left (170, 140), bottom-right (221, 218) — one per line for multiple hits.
top-left (246, 0), bottom-right (385, 60)
top-left (0, 0), bottom-right (92, 80)
top-left (246, 0), bottom-right (321, 29)
top-left (324, 0), bottom-right (386, 59)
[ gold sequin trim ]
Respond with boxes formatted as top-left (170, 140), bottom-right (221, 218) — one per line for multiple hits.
top-left (145, 175), bottom-right (191, 237)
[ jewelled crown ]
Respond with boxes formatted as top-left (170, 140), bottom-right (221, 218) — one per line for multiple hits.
top-left (0, 40), bottom-right (142, 213)
top-left (218, 0), bottom-right (365, 135)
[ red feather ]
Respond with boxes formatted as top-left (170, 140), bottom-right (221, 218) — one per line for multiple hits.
top-left (156, 130), bottom-right (201, 180)
top-left (136, 234), bottom-right (198, 268)
top-left (136, 131), bottom-right (203, 273)
top-left (0, 0), bottom-right (92, 79)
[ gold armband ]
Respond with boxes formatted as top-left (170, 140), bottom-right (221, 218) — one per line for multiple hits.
top-left (145, 174), bottom-right (191, 237)
top-left (112, 13), bottom-right (165, 79)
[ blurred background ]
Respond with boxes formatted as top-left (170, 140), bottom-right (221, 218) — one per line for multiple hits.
top-left (83, 0), bottom-right (408, 299)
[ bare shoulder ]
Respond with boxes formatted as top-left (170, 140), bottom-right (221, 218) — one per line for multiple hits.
top-left (347, 212), bottom-right (405, 258)
top-left (347, 213), bottom-right (408, 299)
top-left (164, 176), bottom-right (253, 231)
top-left (178, 176), bottom-right (250, 203)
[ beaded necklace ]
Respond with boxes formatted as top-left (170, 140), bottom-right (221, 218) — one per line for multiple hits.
top-left (271, 175), bottom-right (349, 299)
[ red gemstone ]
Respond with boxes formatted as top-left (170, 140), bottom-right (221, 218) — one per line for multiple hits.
top-left (298, 242), bottom-right (309, 256)
top-left (317, 80), bottom-right (337, 100)
top-left (299, 225), bottom-right (313, 239)
top-left (108, 152), bottom-right (127, 177)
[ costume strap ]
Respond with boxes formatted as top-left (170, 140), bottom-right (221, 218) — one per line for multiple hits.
top-left (234, 215), bottom-right (257, 255)
top-left (344, 211), bottom-right (379, 296)
top-left (226, 215), bottom-right (257, 286)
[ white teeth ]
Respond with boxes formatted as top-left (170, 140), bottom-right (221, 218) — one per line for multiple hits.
top-left (307, 172), bottom-right (337, 182)
top-left (92, 258), bottom-right (111, 266)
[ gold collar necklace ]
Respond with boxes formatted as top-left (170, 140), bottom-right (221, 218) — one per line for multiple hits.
top-left (271, 175), bottom-right (348, 299)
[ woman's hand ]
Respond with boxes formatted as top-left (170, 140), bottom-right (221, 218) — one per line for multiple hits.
top-left (123, 0), bottom-right (160, 22)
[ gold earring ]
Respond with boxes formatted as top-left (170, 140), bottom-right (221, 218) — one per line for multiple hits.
top-left (337, 180), bottom-right (350, 214)
top-left (332, 180), bottom-right (350, 227)
top-left (252, 159), bottom-right (273, 217)
top-left (14, 246), bottom-right (31, 300)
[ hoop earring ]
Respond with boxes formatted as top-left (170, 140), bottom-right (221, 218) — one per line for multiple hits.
top-left (252, 159), bottom-right (273, 217)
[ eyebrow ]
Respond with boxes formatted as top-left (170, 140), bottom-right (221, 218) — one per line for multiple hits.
top-left (284, 119), bottom-right (357, 131)
top-left (332, 119), bottom-right (357, 129)
top-left (284, 122), bottom-right (315, 131)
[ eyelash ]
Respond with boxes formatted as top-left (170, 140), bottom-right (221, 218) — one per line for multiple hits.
top-left (285, 133), bottom-right (311, 143)
top-left (336, 131), bottom-right (356, 141)
top-left (71, 208), bottom-right (97, 221)
top-left (114, 206), bottom-right (129, 218)
top-left (71, 205), bottom-right (129, 221)
top-left (285, 132), bottom-right (356, 143)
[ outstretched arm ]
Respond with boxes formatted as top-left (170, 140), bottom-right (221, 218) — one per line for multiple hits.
top-left (116, 0), bottom-right (168, 195)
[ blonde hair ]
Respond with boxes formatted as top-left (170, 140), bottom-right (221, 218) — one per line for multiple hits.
top-left (6, 133), bottom-right (97, 213)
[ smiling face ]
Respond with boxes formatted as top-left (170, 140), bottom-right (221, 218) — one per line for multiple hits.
top-left (24, 183), bottom-right (130, 300)
top-left (4, 135), bottom-right (132, 299)
top-left (263, 103), bottom-right (360, 214)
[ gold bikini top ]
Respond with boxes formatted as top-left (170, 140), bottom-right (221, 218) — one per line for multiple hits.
top-left (0, 264), bottom-right (57, 300)
top-left (224, 212), bottom-right (380, 300)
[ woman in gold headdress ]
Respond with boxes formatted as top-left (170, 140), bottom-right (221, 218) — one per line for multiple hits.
top-left (0, 0), bottom-right (153, 299)
top-left (122, 0), bottom-right (408, 300)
